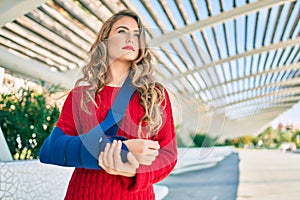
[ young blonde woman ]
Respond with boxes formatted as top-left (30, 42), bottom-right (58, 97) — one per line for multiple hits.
top-left (44, 10), bottom-right (177, 200)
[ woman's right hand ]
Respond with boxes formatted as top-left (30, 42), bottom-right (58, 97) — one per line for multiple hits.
top-left (123, 139), bottom-right (160, 165)
top-left (98, 140), bottom-right (139, 177)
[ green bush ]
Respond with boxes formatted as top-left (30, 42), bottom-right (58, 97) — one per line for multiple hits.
top-left (175, 124), bottom-right (187, 147)
top-left (292, 130), bottom-right (300, 148)
top-left (0, 87), bottom-right (60, 160)
top-left (192, 134), bottom-right (216, 147)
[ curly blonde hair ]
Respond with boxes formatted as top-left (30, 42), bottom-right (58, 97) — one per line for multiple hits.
top-left (75, 10), bottom-right (165, 136)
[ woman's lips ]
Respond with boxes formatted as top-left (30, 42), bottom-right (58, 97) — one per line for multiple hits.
top-left (122, 46), bottom-right (135, 51)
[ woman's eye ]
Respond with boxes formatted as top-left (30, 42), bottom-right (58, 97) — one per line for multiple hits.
top-left (118, 30), bottom-right (126, 34)
top-left (134, 34), bottom-right (140, 38)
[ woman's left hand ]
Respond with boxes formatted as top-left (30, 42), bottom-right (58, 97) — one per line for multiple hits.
top-left (98, 140), bottom-right (139, 177)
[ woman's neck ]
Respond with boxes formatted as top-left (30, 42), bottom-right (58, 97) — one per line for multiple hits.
top-left (106, 61), bottom-right (131, 87)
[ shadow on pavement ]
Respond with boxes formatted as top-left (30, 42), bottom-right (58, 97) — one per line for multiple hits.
top-left (159, 153), bottom-right (240, 200)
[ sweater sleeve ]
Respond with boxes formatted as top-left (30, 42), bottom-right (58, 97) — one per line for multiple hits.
top-left (56, 89), bottom-right (80, 136)
top-left (122, 89), bottom-right (178, 191)
top-left (40, 88), bottom-right (130, 169)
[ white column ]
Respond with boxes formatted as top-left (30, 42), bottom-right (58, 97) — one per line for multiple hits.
top-left (0, 67), bottom-right (4, 92)
top-left (0, 126), bottom-right (13, 161)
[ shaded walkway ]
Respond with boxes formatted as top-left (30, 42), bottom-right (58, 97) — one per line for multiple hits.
top-left (159, 153), bottom-right (239, 200)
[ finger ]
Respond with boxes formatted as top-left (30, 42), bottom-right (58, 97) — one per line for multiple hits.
top-left (98, 152), bottom-right (108, 170)
top-left (149, 150), bottom-right (159, 157)
top-left (102, 143), bottom-right (111, 166)
top-left (127, 152), bottom-right (139, 169)
top-left (144, 154), bottom-right (157, 162)
top-left (113, 140), bottom-right (123, 169)
top-left (107, 140), bottom-right (117, 168)
top-left (142, 148), bottom-right (159, 155)
top-left (114, 141), bottom-right (133, 174)
top-left (138, 154), bottom-right (157, 165)
top-left (99, 152), bottom-right (116, 174)
top-left (144, 140), bottom-right (160, 150)
top-left (98, 152), bottom-right (103, 167)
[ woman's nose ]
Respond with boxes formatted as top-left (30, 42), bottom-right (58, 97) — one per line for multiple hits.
top-left (126, 33), bottom-right (134, 43)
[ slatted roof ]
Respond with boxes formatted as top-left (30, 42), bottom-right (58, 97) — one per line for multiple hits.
top-left (0, 0), bottom-right (299, 139)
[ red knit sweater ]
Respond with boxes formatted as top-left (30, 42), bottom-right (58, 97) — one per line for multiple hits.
top-left (56, 85), bottom-right (177, 200)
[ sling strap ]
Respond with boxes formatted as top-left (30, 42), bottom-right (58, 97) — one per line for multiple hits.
top-left (40, 75), bottom-right (135, 170)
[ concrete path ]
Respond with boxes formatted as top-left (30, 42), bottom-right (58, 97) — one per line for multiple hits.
top-left (159, 153), bottom-right (239, 200)
top-left (237, 149), bottom-right (300, 200)
top-left (159, 148), bottom-right (300, 200)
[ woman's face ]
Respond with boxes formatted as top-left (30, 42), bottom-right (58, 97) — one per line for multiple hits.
top-left (107, 16), bottom-right (140, 64)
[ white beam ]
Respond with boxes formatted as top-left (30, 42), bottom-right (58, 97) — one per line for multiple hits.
top-left (200, 62), bottom-right (300, 98)
top-left (228, 106), bottom-right (292, 121)
top-left (0, 0), bottom-right (48, 27)
top-left (150, 0), bottom-right (294, 46)
top-left (221, 111), bottom-right (284, 138)
top-left (180, 62), bottom-right (300, 100)
top-left (167, 37), bottom-right (300, 82)
top-left (216, 87), bottom-right (300, 109)
top-left (212, 77), bottom-right (300, 104)
top-left (227, 102), bottom-right (297, 116)
top-left (173, 76), bottom-right (300, 117)
top-left (0, 46), bottom-right (75, 89)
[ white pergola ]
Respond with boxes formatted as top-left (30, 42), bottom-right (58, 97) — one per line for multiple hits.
top-left (0, 0), bottom-right (299, 140)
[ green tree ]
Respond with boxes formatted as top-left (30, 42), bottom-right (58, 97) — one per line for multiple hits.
top-left (238, 135), bottom-right (254, 148)
top-left (224, 138), bottom-right (234, 146)
top-left (192, 133), bottom-right (216, 147)
top-left (292, 130), bottom-right (300, 148)
top-left (257, 127), bottom-right (279, 148)
top-left (252, 137), bottom-right (259, 147)
top-left (0, 87), bottom-right (60, 160)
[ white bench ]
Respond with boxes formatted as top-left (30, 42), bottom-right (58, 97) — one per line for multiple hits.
top-left (0, 160), bottom-right (169, 200)
top-left (171, 147), bottom-right (234, 175)
top-left (154, 185), bottom-right (169, 200)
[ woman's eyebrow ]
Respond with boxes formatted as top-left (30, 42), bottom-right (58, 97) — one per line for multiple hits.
top-left (116, 25), bottom-right (139, 32)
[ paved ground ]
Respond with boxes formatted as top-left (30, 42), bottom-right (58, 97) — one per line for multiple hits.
top-left (237, 149), bottom-right (300, 200)
top-left (159, 153), bottom-right (239, 200)
top-left (159, 149), bottom-right (300, 200)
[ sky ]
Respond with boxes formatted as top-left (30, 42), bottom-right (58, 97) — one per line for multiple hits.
top-left (271, 103), bottom-right (300, 128)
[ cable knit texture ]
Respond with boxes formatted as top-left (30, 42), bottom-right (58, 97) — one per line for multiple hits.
top-left (56, 85), bottom-right (177, 200)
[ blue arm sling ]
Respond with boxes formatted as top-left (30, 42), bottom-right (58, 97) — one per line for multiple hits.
top-left (39, 76), bottom-right (135, 170)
